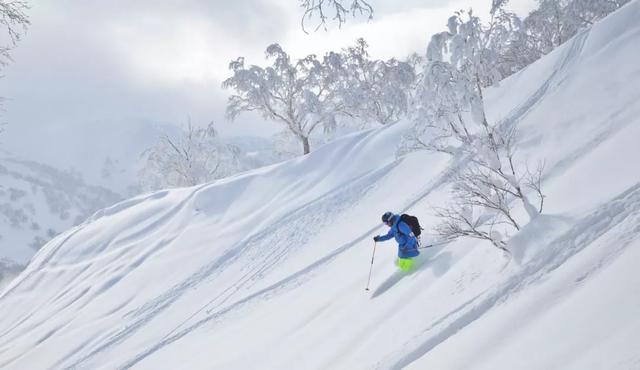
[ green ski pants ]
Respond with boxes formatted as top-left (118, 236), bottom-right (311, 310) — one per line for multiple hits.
top-left (395, 257), bottom-right (415, 272)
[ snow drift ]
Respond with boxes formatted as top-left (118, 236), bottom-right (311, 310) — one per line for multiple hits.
top-left (1, 2), bottom-right (640, 369)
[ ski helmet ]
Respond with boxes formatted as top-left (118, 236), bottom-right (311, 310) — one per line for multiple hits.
top-left (381, 211), bottom-right (394, 224)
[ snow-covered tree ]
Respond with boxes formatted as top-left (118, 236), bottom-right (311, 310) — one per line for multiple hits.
top-left (0, 0), bottom-right (29, 68)
top-left (300, 0), bottom-right (372, 32)
top-left (0, 0), bottom-right (29, 142)
top-left (403, 0), bottom-right (628, 252)
top-left (522, 0), bottom-right (571, 56)
top-left (498, 0), bottom-right (631, 76)
top-left (404, 5), bottom-right (546, 253)
top-left (340, 38), bottom-right (415, 126)
top-left (407, 8), bottom-right (504, 153)
top-left (139, 122), bottom-right (240, 191)
top-left (401, 61), bottom-right (476, 155)
top-left (428, 8), bottom-right (505, 88)
top-left (224, 44), bottom-right (346, 155)
top-left (564, 0), bottom-right (630, 25)
top-left (402, 3), bottom-right (516, 153)
top-left (484, 1), bottom-right (530, 78)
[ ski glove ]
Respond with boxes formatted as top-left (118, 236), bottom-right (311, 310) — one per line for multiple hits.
top-left (373, 235), bottom-right (381, 242)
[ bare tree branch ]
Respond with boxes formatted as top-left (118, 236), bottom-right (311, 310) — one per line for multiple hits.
top-left (0, 0), bottom-right (29, 67)
top-left (139, 122), bottom-right (240, 191)
top-left (300, 0), bottom-right (373, 33)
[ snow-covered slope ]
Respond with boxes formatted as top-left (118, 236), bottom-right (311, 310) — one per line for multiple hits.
top-left (0, 118), bottom-right (168, 286)
top-left (0, 126), bottom-right (280, 289)
top-left (0, 156), bottom-right (121, 286)
top-left (1, 2), bottom-right (640, 369)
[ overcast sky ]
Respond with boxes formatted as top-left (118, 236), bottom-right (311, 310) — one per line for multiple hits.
top-left (0, 0), bottom-right (534, 168)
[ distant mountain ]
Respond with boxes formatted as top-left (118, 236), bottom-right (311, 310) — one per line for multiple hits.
top-left (0, 156), bottom-right (122, 283)
top-left (0, 127), bottom-right (285, 287)
top-left (1, 119), bottom-right (177, 195)
top-left (0, 258), bottom-right (22, 290)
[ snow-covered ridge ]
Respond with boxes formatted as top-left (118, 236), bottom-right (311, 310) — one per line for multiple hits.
top-left (0, 156), bottom-right (121, 271)
top-left (1, 1), bottom-right (640, 369)
top-left (0, 128), bottom-right (281, 287)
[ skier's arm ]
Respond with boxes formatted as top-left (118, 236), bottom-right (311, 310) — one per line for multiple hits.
top-left (375, 227), bottom-right (396, 242)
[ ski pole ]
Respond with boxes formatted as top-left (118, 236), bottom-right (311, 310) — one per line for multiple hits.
top-left (419, 244), bottom-right (437, 249)
top-left (418, 240), bottom-right (450, 249)
top-left (365, 241), bottom-right (377, 291)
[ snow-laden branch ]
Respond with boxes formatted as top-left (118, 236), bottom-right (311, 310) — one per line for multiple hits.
top-left (224, 39), bottom-right (416, 155)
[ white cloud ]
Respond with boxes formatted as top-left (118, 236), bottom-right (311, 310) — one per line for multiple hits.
top-left (0, 0), bottom-right (538, 163)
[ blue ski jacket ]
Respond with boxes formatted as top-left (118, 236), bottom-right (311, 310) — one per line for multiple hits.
top-left (376, 214), bottom-right (419, 259)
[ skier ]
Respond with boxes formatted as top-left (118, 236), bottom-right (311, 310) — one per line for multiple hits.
top-left (373, 211), bottom-right (420, 272)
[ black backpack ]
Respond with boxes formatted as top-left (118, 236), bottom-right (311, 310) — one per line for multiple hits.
top-left (398, 214), bottom-right (422, 237)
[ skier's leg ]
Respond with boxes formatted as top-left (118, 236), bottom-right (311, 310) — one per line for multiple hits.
top-left (396, 258), bottom-right (414, 272)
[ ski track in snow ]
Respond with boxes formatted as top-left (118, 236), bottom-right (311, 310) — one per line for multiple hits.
top-left (92, 54), bottom-right (639, 367)
top-left (497, 29), bottom-right (590, 132)
top-left (116, 150), bottom-right (464, 369)
top-left (0, 189), bottom-right (175, 304)
top-left (2, 6), bottom-right (640, 368)
top-left (60, 37), bottom-right (632, 366)
top-left (384, 182), bottom-right (640, 369)
top-left (543, 101), bottom-right (640, 181)
top-left (0, 188), bottom-right (204, 369)
top-left (63, 162), bottom-right (400, 369)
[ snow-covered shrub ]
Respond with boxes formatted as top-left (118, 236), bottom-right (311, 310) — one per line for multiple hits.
top-left (138, 122), bottom-right (241, 191)
top-left (434, 128), bottom-right (545, 251)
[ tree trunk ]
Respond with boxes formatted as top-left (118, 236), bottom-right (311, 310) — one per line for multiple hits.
top-left (301, 136), bottom-right (310, 155)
